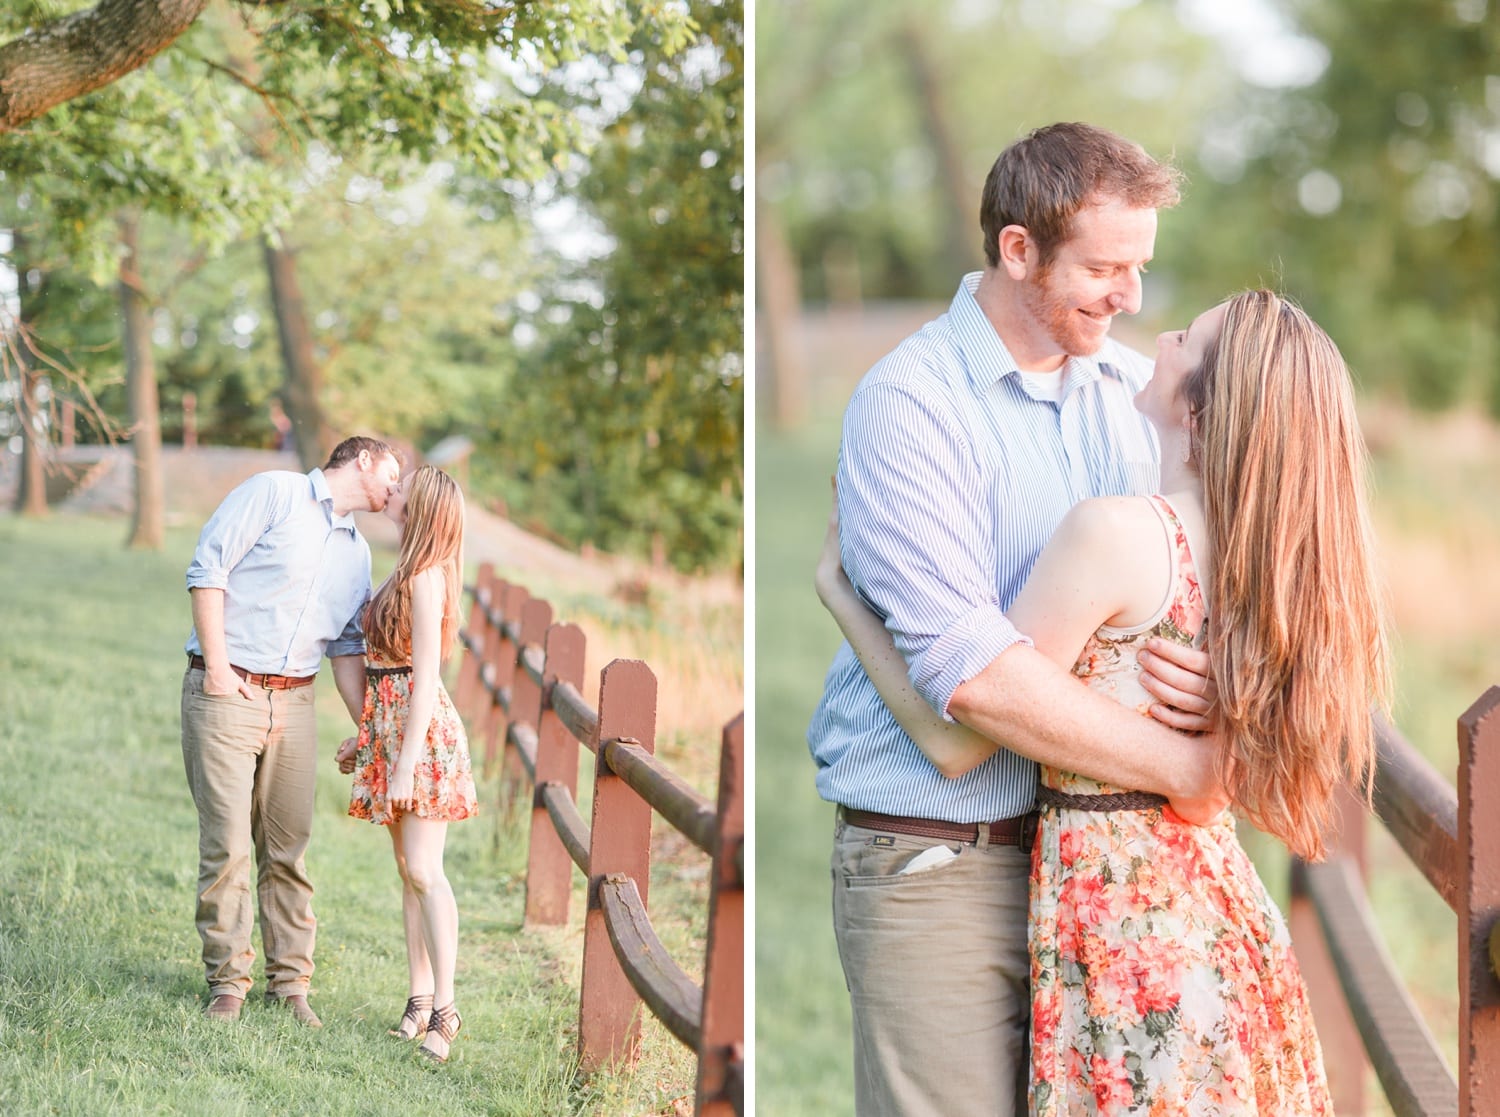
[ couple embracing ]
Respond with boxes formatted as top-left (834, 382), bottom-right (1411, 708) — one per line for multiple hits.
top-left (809, 123), bottom-right (1388, 1115)
top-left (179, 436), bottom-right (475, 1063)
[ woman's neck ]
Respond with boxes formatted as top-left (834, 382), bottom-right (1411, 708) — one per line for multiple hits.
top-left (1156, 426), bottom-right (1200, 498)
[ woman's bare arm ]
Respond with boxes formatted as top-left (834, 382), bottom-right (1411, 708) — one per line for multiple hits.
top-left (815, 510), bottom-right (997, 778)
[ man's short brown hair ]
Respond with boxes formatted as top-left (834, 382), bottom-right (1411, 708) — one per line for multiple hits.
top-left (323, 436), bottom-right (402, 472)
top-left (979, 122), bottom-right (1183, 268)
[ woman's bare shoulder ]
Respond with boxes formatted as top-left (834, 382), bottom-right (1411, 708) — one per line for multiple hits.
top-left (1060, 494), bottom-right (1164, 545)
top-left (410, 565), bottom-right (445, 599)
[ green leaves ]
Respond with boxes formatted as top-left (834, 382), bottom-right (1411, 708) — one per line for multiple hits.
top-left (489, 0), bottom-right (743, 572)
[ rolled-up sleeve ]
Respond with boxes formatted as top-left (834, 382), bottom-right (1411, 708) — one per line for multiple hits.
top-left (838, 379), bottom-right (1029, 720)
top-left (326, 610), bottom-right (367, 659)
top-left (185, 475), bottom-right (279, 591)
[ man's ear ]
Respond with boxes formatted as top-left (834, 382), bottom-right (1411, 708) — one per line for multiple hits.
top-left (997, 225), bottom-right (1034, 281)
top-left (356, 449), bottom-right (371, 470)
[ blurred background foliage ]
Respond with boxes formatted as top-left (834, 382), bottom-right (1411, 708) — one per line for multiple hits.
top-left (757, 0), bottom-right (1500, 418)
top-left (1, 0), bottom-right (742, 573)
top-left (756, 0), bottom-right (1498, 1113)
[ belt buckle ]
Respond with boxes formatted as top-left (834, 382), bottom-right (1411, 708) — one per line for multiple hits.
top-left (254, 672), bottom-right (277, 690)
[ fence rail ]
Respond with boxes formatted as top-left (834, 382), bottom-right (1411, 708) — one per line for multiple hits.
top-left (454, 562), bottom-right (744, 1116)
top-left (1291, 688), bottom-right (1500, 1116)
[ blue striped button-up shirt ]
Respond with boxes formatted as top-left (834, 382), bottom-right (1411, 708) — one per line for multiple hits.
top-left (807, 272), bottom-right (1161, 822)
top-left (184, 468), bottom-right (372, 676)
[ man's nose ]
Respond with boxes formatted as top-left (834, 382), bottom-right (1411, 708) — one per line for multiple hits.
top-left (1111, 270), bottom-right (1143, 316)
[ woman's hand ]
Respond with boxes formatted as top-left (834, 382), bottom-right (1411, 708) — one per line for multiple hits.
top-left (813, 477), bottom-right (852, 608)
top-left (1139, 638), bottom-right (1218, 733)
top-left (388, 765), bottom-right (416, 813)
top-left (1165, 727), bottom-right (1233, 825)
top-left (334, 736), bottom-right (358, 775)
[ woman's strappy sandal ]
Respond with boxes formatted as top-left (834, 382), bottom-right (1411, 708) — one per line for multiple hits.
top-left (389, 994), bottom-right (433, 1041)
top-left (418, 1003), bottom-right (463, 1064)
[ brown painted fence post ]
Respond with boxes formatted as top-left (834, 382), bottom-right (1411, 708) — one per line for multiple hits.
top-left (487, 581), bottom-right (531, 789)
top-left (696, 714), bottom-right (745, 1116)
top-left (478, 575), bottom-right (515, 775)
top-left (504, 596), bottom-right (551, 796)
top-left (524, 621), bottom-right (583, 927)
top-left (578, 658), bottom-right (658, 1072)
top-left (1459, 686), bottom-right (1500, 1116)
top-left (1290, 783), bottom-right (1368, 1114)
top-left (471, 568), bottom-right (502, 745)
top-left (453, 561), bottom-right (493, 724)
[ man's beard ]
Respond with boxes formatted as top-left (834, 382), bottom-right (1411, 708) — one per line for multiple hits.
top-left (1022, 267), bottom-right (1110, 358)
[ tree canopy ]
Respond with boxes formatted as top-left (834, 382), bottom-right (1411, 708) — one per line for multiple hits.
top-left (3, 0), bottom-right (746, 573)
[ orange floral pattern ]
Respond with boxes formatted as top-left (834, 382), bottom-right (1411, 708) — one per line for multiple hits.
top-left (347, 655), bottom-right (477, 826)
top-left (1030, 494), bottom-right (1331, 1116)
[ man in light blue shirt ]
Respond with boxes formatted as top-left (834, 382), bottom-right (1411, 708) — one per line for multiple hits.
top-left (808, 124), bottom-right (1224, 1115)
top-left (181, 435), bottom-right (402, 1026)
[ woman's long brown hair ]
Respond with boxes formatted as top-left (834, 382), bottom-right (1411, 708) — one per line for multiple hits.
top-left (1185, 290), bottom-right (1391, 860)
top-left (364, 465), bottom-right (465, 665)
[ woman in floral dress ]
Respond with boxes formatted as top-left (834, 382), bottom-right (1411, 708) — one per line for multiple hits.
top-left (337, 464), bottom-right (476, 1063)
top-left (817, 290), bottom-right (1389, 1113)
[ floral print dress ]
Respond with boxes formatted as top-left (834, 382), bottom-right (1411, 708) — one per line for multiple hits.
top-left (347, 652), bottom-right (478, 826)
top-left (1029, 494), bottom-right (1331, 1116)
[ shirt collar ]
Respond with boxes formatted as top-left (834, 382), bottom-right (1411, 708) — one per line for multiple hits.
top-left (949, 271), bottom-right (1127, 396)
top-left (308, 467), bottom-right (358, 534)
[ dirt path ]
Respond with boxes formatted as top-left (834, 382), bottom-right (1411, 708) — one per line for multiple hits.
top-left (6, 444), bottom-right (739, 614)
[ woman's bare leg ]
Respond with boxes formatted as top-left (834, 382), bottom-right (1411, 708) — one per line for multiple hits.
top-left (399, 815), bottom-right (460, 1059)
top-left (388, 817), bottom-right (434, 1037)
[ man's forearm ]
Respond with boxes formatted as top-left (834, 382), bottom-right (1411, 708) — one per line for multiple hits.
top-left (948, 643), bottom-right (1217, 800)
top-left (189, 588), bottom-right (231, 669)
top-left (330, 655), bottom-right (366, 725)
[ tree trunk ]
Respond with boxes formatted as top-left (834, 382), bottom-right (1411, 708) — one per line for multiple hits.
top-left (11, 231), bottom-right (48, 516)
top-left (13, 360), bottom-right (48, 516)
top-left (0, 0), bottom-right (209, 134)
top-left (118, 211), bottom-right (165, 549)
top-left (263, 233), bottom-right (332, 470)
top-left (896, 19), bottom-right (976, 278)
top-left (755, 191), bottom-right (806, 430)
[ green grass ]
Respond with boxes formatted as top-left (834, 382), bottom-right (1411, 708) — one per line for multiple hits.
top-left (0, 515), bottom-right (696, 1116)
top-left (754, 416), bottom-right (1480, 1116)
top-left (753, 417), bottom-right (853, 1117)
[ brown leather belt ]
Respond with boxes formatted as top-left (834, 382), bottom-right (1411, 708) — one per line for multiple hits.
top-left (1034, 786), bottom-right (1168, 812)
top-left (366, 665), bottom-right (412, 677)
top-left (188, 654), bottom-right (316, 690)
top-left (842, 806), bottom-right (1035, 848)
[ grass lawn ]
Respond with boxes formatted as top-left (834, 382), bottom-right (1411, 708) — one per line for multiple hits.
top-left (755, 409), bottom-right (1486, 1117)
top-left (0, 515), bottom-right (700, 1116)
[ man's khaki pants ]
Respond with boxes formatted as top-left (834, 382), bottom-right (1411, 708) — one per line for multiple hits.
top-left (181, 667), bottom-right (318, 1000)
top-left (832, 812), bottom-right (1031, 1117)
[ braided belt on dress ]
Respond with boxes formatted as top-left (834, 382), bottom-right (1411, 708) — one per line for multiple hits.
top-left (366, 665), bottom-right (413, 677)
top-left (1034, 785), bottom-right (1169, 812)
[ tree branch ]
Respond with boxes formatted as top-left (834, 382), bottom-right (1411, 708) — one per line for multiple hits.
top-left (0, 0), bottom-right (211, 134)
top-left (189, 51), bottom-right (308, 146)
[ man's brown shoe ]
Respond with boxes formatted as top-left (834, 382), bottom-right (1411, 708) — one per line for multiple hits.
top-left (267, 993), bottom-right (323, 1028)
top-left (205, 994), bottom-right (244, 1021)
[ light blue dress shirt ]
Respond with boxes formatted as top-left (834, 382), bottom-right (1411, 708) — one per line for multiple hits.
top-left (807, 272), bottom-right (1161, 822)
top-left (184, 468), bottom-right (372, 676)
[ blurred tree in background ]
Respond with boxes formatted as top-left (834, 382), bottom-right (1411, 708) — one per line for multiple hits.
top-left (1167, 0), bottom-right (1500, 413)
top-left (485, 0), bottom-right (743, 572)
top-left (757, 0), bottom-right (1500, 423)
top-left (1, 0), bottom-right (744, 572)
top-left (756, 0), bottom-right (1228, 303)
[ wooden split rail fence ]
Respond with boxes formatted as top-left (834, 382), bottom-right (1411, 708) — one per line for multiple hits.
top-left (1290, 687), bottom-right (1500, 1116)
top-left (451, 562), bottom-right (744, 1116)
